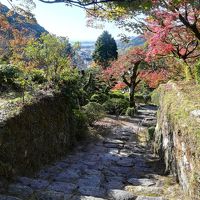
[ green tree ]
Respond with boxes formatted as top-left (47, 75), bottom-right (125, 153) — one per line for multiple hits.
top-left (25, 33), bottom-right (73, 81)
top-left (92, 31), bottom-right (118, 68)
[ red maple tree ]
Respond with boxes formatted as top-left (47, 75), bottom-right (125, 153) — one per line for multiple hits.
top-left (144, 0), bottom-right (200, 79)
top-left (102, 47), bottom-right (147, 108)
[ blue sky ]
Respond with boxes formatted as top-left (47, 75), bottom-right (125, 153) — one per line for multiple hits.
top-left (0, 0), bottom-right (134, 41)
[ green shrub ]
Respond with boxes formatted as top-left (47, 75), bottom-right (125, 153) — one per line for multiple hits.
top-left (109, 90), bottom-right (128, 100)
top-left (73, 109), bottom-right (88, 140)
top-left (135, 94), bottom-right (144, 103)
top-left (126, 107), bottom-right (135, 117)
top-left (184, 64), bottom-right (193, 81)
top-left (0, 64), bottom-right (23, 89)
top-left (148, 126), bottom-right (155, 141)
top-left (151, 88), bottom-right (161, 105)
top-left (135, 94), bottom-right (151, 104)
top-left (82, 102), bottom-right (105, 125)
top-left (29, 69), bottom-right (47, 84)
top-left (90, 93), bottom-right (109, 104)
top-left (195, 61), bottom-right (200, 84)
top-left (103, 98), bottom-right (129, 115)
top-left (144, 95), bottom-right (151, 104)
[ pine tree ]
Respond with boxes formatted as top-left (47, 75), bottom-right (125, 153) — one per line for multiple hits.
top-left (92, 31), bottom-right (118, 68)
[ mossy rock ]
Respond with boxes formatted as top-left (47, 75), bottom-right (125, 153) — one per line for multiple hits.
top-left (0, 94), bottom-right (88, 177)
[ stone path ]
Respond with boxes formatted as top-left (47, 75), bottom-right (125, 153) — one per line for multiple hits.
top-left (0, 105), bottom-right (181, 200)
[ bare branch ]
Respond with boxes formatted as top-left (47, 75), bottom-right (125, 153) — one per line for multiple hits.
top-left (39, 0), bottom-right (123, 6)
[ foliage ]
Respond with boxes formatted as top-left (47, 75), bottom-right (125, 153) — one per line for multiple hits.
top-left (139, 70), bottom-right (169, 89)
top-left (151, 88), bottom-right (161, 106)
top-left (136, 81), bottom-right (151, 96)
top-left (103, 98), bottom-right (129, 115)
top-left (90, 93), bottom-right (109, 104)
top-left (125, 107), bottom-right (135, 117)
top-left (103, 47), bottom-right (147, 108)
top-left (92, 31), bottom-right (118, 68)
top-left (29, 69), bottom-right (47, 84)
top-left (102, 46), bottom-right (171, 107)
top-left (147, 126), bottom-right (155, 141)
top-left (184, 64), bottom-right (193, 81)
top-left (135, 94), bottom-right (151, 104)
top-left (144, 13), bottom-right (199, 62)
top-left (83, 67), bottom-right (112, 98)
top-left (57, 68), bottom-right (84, 106)
top-left (73, 109), bottom-right (88, 139)
top-left (194, 61), bottom-right (200, 84)
top-left (0, 64), bottom-right (24, 90)
top-left (25, 33), bottom-right (72, 81)
top-left (82, 102), bottom-right (105, 125)
top-left (86, 0), bottom-right (200, 41)
top-left (111, 82), bottom-right (127, 90)
top-left (143, 5), bottom-right (200, 79)
top-left (109, 90), bottom-right (128, 100)
top-left (86, 0), bottom-right (200, 81)
top-left (0, 3), bottom-right (45, 64)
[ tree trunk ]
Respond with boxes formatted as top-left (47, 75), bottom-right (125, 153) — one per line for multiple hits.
top-left (122, 62), bottom-right (141, 109)
top-left (129, 84), bottom-right (136, 108)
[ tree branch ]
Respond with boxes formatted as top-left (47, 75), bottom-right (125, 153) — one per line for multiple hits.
top-left (39, 0), bottom-right (124, 6)
top-left (122, 73), bottom-right (131, 87)
top-left (179, 13), bottom-right (200, 40)
top-left (135, 79), bottom-right (141, 87)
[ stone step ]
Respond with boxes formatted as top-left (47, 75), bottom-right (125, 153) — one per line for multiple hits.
top-left (35, 190), bottom-right (70, 200)
top-left (136, 197), bottom-right (166, 200)
top-left (127, 178), bottom-right (156, 186)
top-left (7, 184), bottom-right (33, 199)
top-left (76, 197), bottom-right (107, 200)
top-left (108, 189), bottom-right (137, 200)
top-left (0, 195), bottom-right (22, 200)
top-left (16, 177), bottom-right (49, 190)
top-left (1, 107), bottom-right (178, 200)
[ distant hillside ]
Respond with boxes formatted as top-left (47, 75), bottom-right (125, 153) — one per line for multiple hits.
top-left (80, 36), bottom-right (145, 51)
top-left (78, 36), bottom-right (146, 67)
top-left (117, 36), bottom-right (146, 51)
top-left (0, 3), bottom-right (47, 38)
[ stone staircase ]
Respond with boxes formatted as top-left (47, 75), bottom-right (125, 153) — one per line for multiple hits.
top-left (0, 105), bottom-right (181, 200)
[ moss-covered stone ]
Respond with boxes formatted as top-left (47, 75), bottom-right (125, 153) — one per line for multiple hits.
top-left (0, 93), bottom-right (88, 178)
top-left (153, 81), bottom-right (200, 199)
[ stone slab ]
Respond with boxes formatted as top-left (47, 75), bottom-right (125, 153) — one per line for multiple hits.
top-left (136, 197), bottom-right (165, 200)
top-left (8, 184), bottom-right (33, 198)
top-left (47, 182), bottom-right (77, 193)
top-left (108, 189), bottom-right (137, 200)
top-left (127, 178), bottom-right (156, 186)
top-left (78, 186), bottom-right (106, 198)
top-left (0, 195), bottom-right (22, 200)
top-left (17, 177), bottom-right (49, 190)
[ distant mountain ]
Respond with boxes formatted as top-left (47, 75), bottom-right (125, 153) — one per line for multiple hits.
top-left (0, 3), bottom-right (47, 38)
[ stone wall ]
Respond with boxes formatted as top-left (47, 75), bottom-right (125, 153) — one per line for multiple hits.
top-left (152, 81), bottom-right (200, 199)
top-left (0, 93), bottom-right (87, 178)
